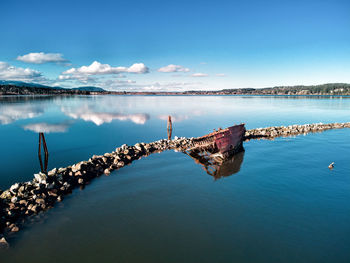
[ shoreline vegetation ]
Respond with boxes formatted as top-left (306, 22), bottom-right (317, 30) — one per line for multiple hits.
top-left (1, 82), bottom-right (350, 96)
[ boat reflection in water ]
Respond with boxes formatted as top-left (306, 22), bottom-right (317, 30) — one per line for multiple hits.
top-left (183, 123), bottom-right (246, 179)
top-left (185, 149), bottom-right (245, 179)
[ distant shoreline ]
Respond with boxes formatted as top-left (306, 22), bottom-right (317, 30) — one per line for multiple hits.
top-left (1, 83), bottom-right (350, 96)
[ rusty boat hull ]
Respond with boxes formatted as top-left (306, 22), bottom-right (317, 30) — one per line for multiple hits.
top-left (187, 123), bottom-right (246, 158)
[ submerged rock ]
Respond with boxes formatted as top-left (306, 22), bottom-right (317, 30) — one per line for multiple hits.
top-left (0, 237), bottom-right (9, 249)
top-left (10, 225), bottom-right (19, 232)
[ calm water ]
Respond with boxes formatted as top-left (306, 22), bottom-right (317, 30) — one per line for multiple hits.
top-left (1, 95), bottom-right (350, 262)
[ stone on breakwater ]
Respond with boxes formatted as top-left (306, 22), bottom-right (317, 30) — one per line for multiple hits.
top-left (244, 122), bottom-right (350, 140)
top-left (34, 173), bottom-right (47, 184)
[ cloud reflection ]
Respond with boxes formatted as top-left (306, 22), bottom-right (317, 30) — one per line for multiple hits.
top-left (158, 110), bottom-right (203, 123)
top-left (23, 122), bottom-right (71, 133)
top-left (158, 114), bottom-right (189, 122)
top-left (0, 104), bottom-right (44, 125)
top-left (61, 107), bottom-right (149, 125)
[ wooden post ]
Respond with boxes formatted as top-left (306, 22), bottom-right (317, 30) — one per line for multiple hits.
top-left (38, 133), bottom-right (44, 173)
top-left (38, 133), bottom-right (49, 174)
top-left (167, 115), bottom-right (172, 140)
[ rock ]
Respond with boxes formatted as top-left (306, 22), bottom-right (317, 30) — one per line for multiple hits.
top-left (0, 190), bottom-right (11, 199)
top-left (48, 190), bottom-right (58, 197)
top-left (0, 237), bottom-right (9, 249)
top-left (58, 167), bottom-right (66, 173)
top-left (31, 205), bottom-right (38, 213)
top-left (36, 198), bottom-right (45, 205)
top-left (19, 199), bottom-right (28, 206)
top-left (56, 173), bottom-right (63, 182)
top-left (10, 196), bottom-right (17, 203)
top-left (121, 144), bottom-right (128, 150)
top-left (18, 185), bottom-right (25, 194)
top-left (134, 143), bottom-right (143, 151)
top-left (48, 168), bottom-right (57, 176)
top-left (104, 169), bottom-right (111, 175)
top-left (11, 225), bottom-right (19, 232)
top-left (71, 163), bottom-right (82, 173)
top-left (10, 183), bottom-right (19, 194)
top-left (78, 178), bottom-right (84, 184)
top-left (117, 161), bottom-right (125, 168)
top-left (34, 173), bottom-right (47, 184)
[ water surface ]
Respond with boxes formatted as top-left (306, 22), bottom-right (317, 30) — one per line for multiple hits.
top-left (1, 95), bottom-right (350, 262)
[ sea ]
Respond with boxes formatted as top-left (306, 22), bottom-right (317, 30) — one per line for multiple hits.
top-left (0, 95), bottom-right (350, 262)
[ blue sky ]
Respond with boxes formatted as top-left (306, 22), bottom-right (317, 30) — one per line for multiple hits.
top-left (0, 0), bottom-right (349, 90)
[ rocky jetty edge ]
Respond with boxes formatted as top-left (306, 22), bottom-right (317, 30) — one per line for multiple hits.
top-left (1, 122), bottom-right (350, 248)
top-left (245, 122), bottom-right (350, 140)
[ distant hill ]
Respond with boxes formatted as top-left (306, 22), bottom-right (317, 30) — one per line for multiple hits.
top-left (0, 80), bottom-right (62, 89)
top-left (0, 82), bottom-right (91, 95)
top-left (0, 81), bottom-right (106, 95)
top-left (73, 86), bottom-right (106, 92)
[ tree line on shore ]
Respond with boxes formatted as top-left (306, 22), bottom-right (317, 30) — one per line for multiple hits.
top-left (1, 83), bottom-right (350, 95)
top-left (0, 84), bottom-right (92, 95)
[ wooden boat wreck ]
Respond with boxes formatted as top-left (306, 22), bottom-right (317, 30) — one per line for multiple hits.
top-left (184, 123), bottom-right (246, 166)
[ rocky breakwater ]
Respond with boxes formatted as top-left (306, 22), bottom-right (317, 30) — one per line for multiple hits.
top-left (244, 122), bottom-right (350, 140)
top-left (0, 137), bottom-right (193, 247)
top-left (2, 121), bottom-right (349, 247)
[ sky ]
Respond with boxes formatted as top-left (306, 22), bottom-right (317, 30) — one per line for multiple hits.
top-left (0, 0), bottom-right (349, 91)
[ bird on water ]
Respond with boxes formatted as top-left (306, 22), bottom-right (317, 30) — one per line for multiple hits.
top-left (328, 162), bottom-right (335, 169)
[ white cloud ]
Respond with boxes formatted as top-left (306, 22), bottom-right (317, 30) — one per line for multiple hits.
top-left (58, 61), bottom-right (149, 85)
top-left (158, 64), bottom-right (190, 73)
top-left (17, 52), bottom-right (67, 64)
top-left (58, 74), bottom-right (96, 84)
top-left (61, 61), bottom-right (149, 77)
top-left (104, 79), bottom-right (136, 86)
top-left (191, 73), bottom-right (208, 77)
top-left (0, 61), bottom-right (43, 81)
top-left (216, 73), bottom-right (225, 77)
top-left (23, 122), bottom-right (71, 133)
top-left (127, 63), bottom-right (149, 73)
